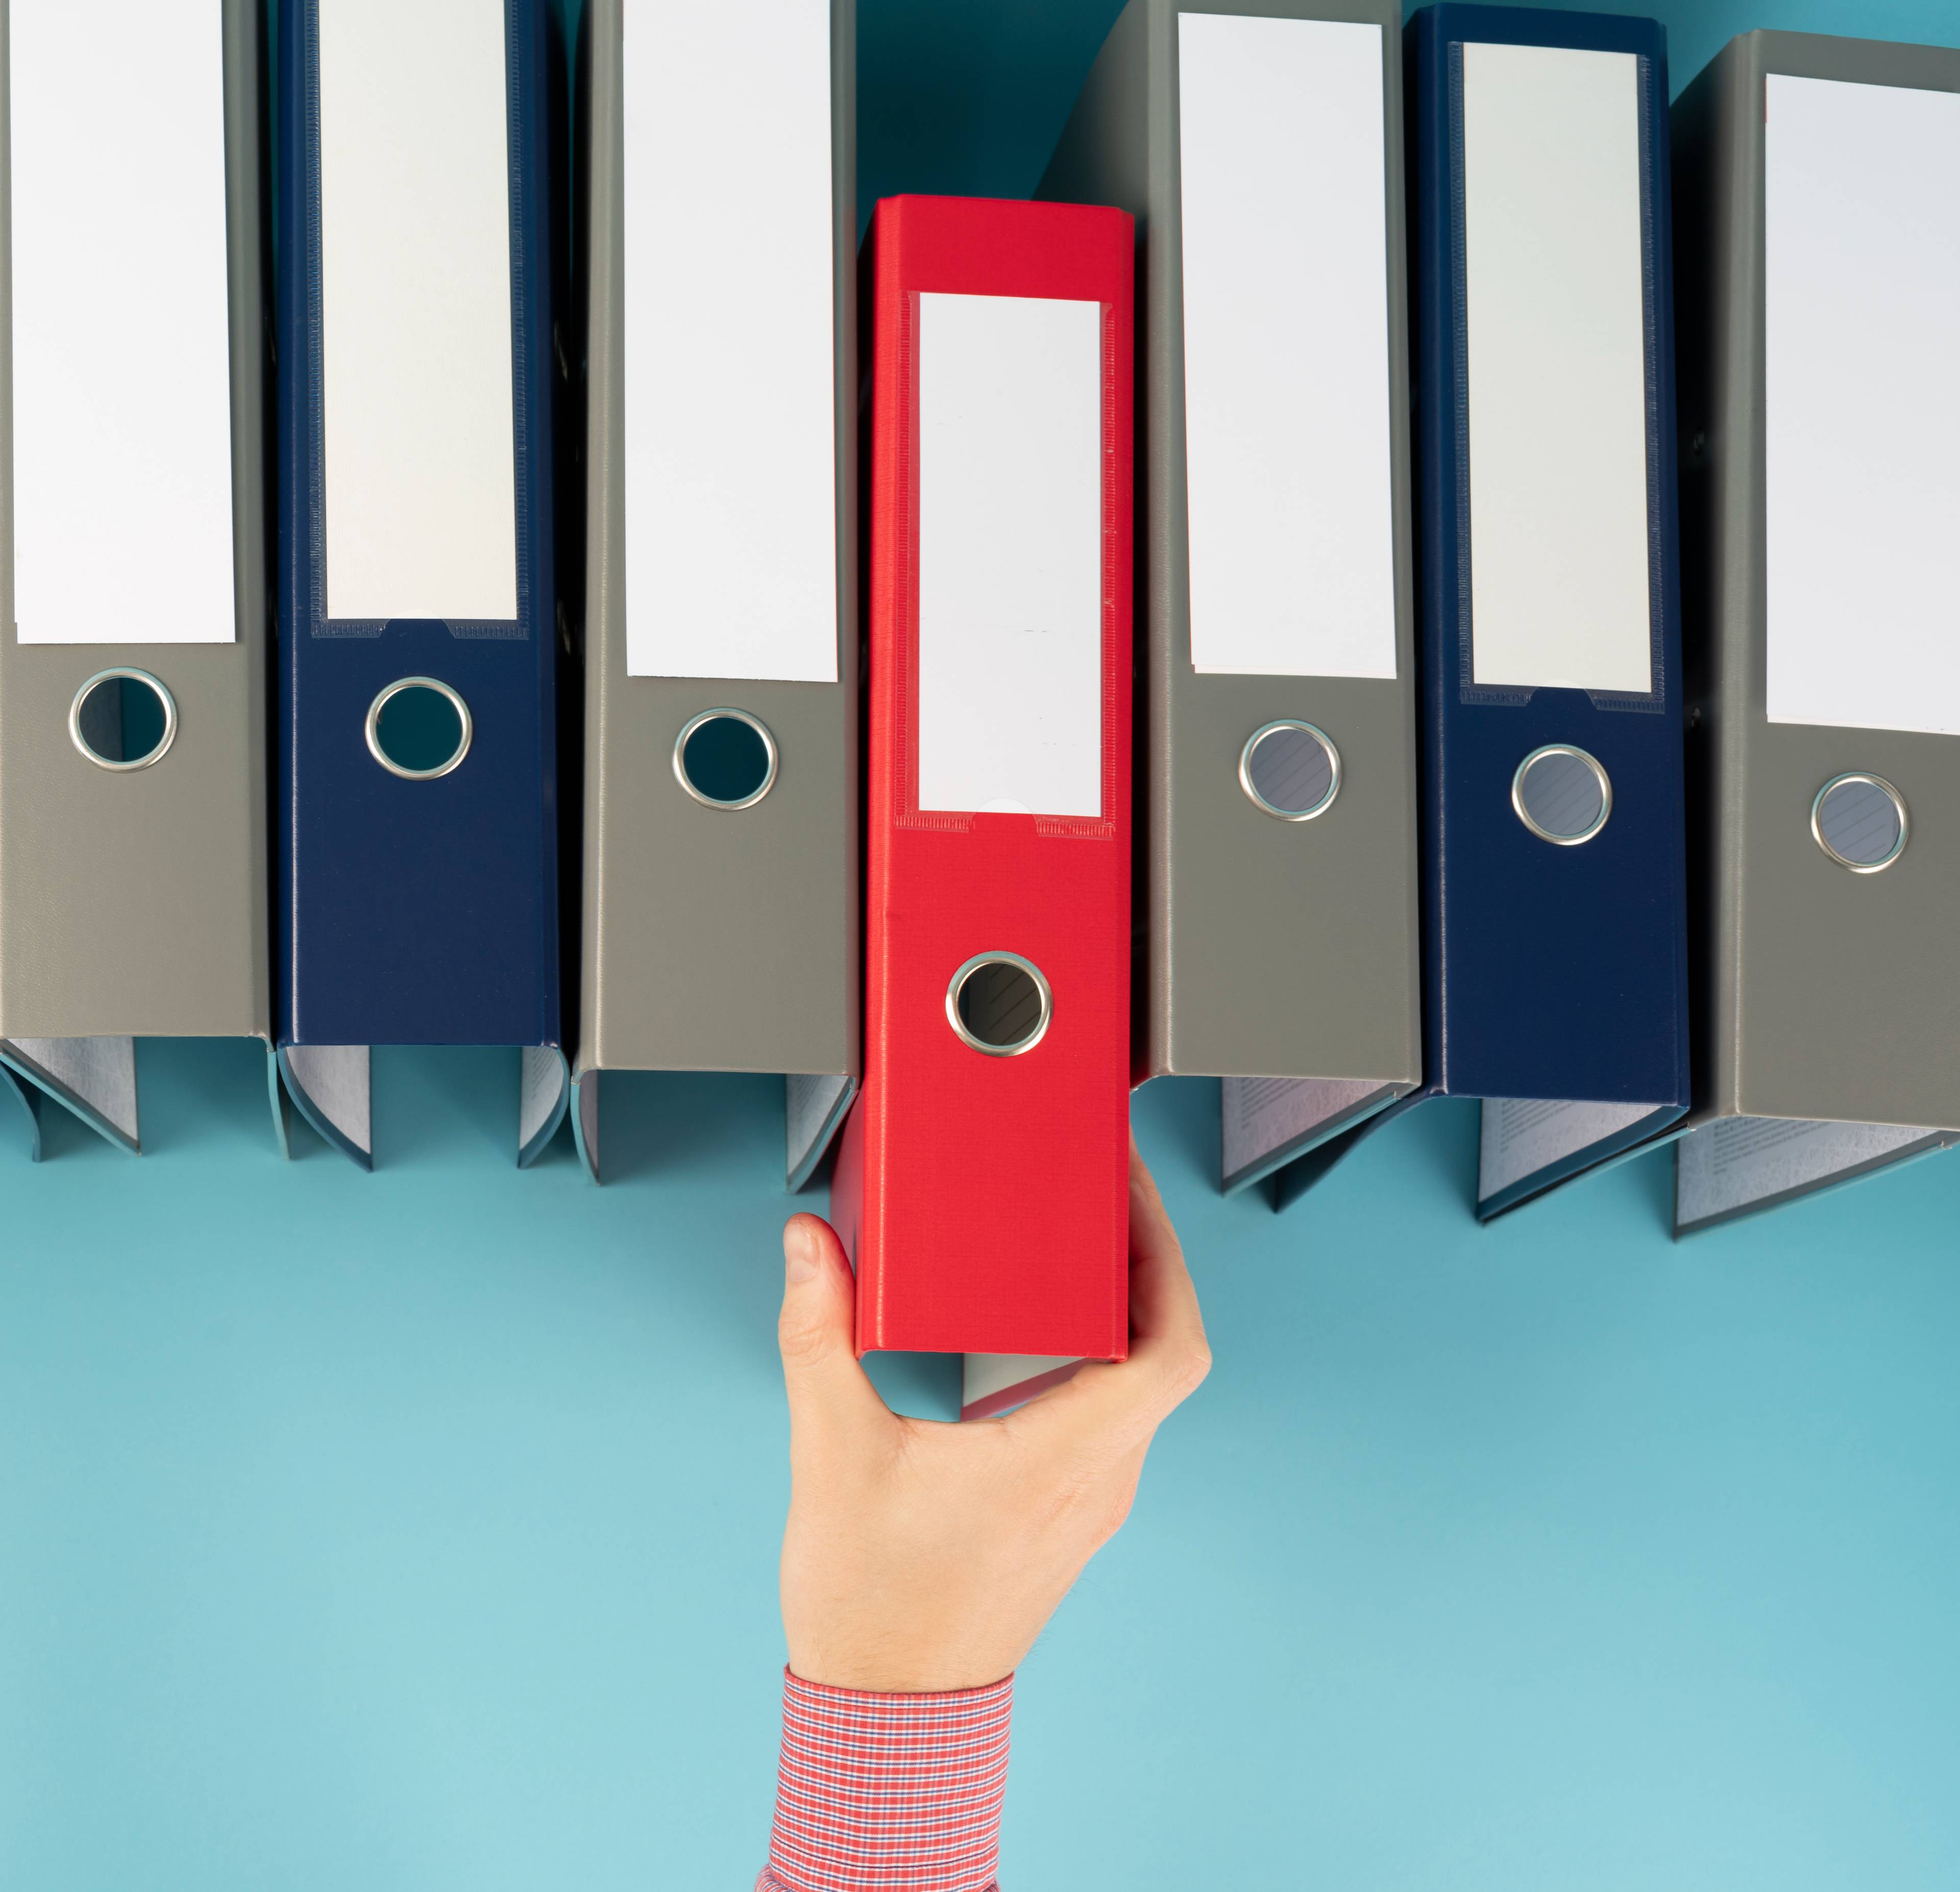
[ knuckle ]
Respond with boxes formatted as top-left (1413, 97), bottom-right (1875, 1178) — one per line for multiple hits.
top-left (1164, 1339), bottom-right (1212, 1400)
top-left (777, 1313), bottom-right (834, 1367)
top-left (1099, 1485), bottom-right (1138, 1543)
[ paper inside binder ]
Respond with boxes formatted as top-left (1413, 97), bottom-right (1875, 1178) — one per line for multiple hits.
top-left (1476, 1096), bottom-right (1685, 1218)
top-left (1220, 1074), bottom-right (1406, 1194)
top-left (962, 1353), bottom-right (1084, 1421)
top-left (1674, 1116), bottom-right (1956, 1235)
top-left (0, 1037), bottom-right (139, 1152)
top-left (787, 1073), bottom-right (855, 1191)
top-left (518, 1047), bottom-right (570, 1167)
top-left (279, 1044), bottom-right (373, 1168)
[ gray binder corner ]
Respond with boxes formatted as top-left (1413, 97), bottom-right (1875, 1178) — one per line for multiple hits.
top-left (1038, 0), bottom-right (1421, 1195)
top-left (1668, 30), bottom-right (1960, 1235)
top-left (0, 0), bottom-right (271, 1156)
top-left (571, 0), bottom-right (860, 1187)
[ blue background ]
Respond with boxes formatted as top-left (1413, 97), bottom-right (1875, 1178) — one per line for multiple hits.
top-left (6, 0), bottom-right (1959, 1884)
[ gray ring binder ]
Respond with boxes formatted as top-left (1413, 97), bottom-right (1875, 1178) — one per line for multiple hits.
top-left (67, 669), bottom-right (178, 772)
top-left (1511, 743), bottom-right (1613, 846)
top-left (363, 677), bottom-right (474, 781)
top-left (946, 952), bottom-right (1053, 1058)
top-left (1810, 771), bottom-right (1908, 873)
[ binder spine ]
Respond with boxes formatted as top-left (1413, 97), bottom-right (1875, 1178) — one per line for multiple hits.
top-left (275, 0), bottom-right (561, 1057)
top-left (574, 0), bottom-right (859, 1147)
top-left (1409, 3), bottom-right (1688, 1111)
top-left (1674, 30), bottom-right (1960, 1138)
top-left (1041, 1), bottom-right (1420, 1096)
top-left (0, 0), bottom-right (268, 1130)
top-left (853, 196), bottom-right (1134, 1362)
top-left (1035, 0), bottom-right (1158, 1083)
top-left (1668, 34), bottom-right (1753, 1127)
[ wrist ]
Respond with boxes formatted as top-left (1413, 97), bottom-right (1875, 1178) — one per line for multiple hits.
top-left (785, 1637), bottom-right (1017, 1696)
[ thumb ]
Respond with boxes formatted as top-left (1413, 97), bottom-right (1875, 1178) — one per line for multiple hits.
top-left (778, 1214), bottom-right (885, 1437)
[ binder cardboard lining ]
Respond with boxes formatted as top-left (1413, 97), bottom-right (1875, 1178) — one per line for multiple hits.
top-left (1221, 1073), bottom-right (1408, 1194)
top-left (1675, 1115), bottom-right (1956, 1233)
top-left (1477, 1095), bottom-right (1684, 1218)
top-left (962, 1353), bottom-right (1084, 1421)
top-left (787, 1073), bottom-right (856, 1192)
top-left (0, 1037), bottom-right (139, 1152)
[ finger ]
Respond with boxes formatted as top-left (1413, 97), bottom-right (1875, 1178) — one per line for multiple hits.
top-left (778, 1214), bottom-right (887, 1440)
top-left (1008, 1141), bottom-right (1210, 1447)
top-left (1122, 1136), bottom-right (1209, 1395)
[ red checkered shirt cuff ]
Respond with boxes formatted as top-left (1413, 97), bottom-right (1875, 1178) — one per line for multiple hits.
top-left (755, 1667), bottom-right (1014, 1892)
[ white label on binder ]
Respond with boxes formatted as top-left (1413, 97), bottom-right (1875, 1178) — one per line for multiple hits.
top-left (917, 293), bottom-right (1104, 820)
top-left (318, 0), bottom-right (517, 623)
top-left (1766, 76), bottom-right (1960, 736)
top-left (1177, 13), bottom-right (1396, 681)
top-left (10, 2), bottom-right (235, 644)
top-left (625, 0), bottom-right (837, 683)
top-left (1462, 42), bottom-right (1651, 695)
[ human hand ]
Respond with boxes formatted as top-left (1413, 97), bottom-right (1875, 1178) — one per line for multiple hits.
top-left (775, 1135), bottom-right (1210, 1693)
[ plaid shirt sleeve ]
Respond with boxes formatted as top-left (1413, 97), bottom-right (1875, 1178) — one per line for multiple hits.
top-left (754, 1667), bottom-right (1014, 1892)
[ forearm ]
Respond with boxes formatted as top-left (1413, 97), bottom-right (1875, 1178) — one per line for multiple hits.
top-left (756, 1668), bottom-right (1013, 1892)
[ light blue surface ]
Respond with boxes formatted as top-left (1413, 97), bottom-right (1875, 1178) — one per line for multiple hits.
top-left (8, 0), bottom-right (1960, 1883)
top-left (5, 1047), bottom-right (1958, 1887)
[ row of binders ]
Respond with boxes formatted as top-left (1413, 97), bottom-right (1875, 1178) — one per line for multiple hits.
top-left (3, 2), bottom-right (1957, 1404)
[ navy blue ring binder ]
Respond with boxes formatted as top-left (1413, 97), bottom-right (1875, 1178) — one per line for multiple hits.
top-left (275, 0), bottom-right (568, 1166)
top-left (1271, 3), bottom-right (1691, 1216)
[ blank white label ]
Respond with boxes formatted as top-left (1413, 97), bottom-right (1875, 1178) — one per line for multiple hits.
top-left (1178, 12), bottom-right (1396, 680)
top-left (1462, 41), bottom-right (1651, 695)
top-left (319, 0), bottom-right (517, 623)
top-left (625, 0), bottom-right (837, 682)
top-left (1767, 75), bottom-right (1960, 735)
top-left (10, 1), bottom-right (235, 644)
top-left (917, 294), bottom-right (1104, 819)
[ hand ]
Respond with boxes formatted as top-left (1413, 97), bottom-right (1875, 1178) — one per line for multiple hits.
top-left (775, 1135), bottom-right (1210, 1693)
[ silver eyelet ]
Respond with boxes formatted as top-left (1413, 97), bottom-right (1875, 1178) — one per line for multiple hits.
top-left (945, 952), bottom-right (1053, 1058)
top-left (1239, 719), bottom-right (1341, 821)
top-left (68, 668), bottom-right (179, 771)
top-left (673, 708), bottom-right (780, 811)
top-left (364, 676), bottom-right (473, 780)
top-left (1512, 744), bottom-right (1612, 846)
top-left (1810, 772), bottom-right (1907, 874)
